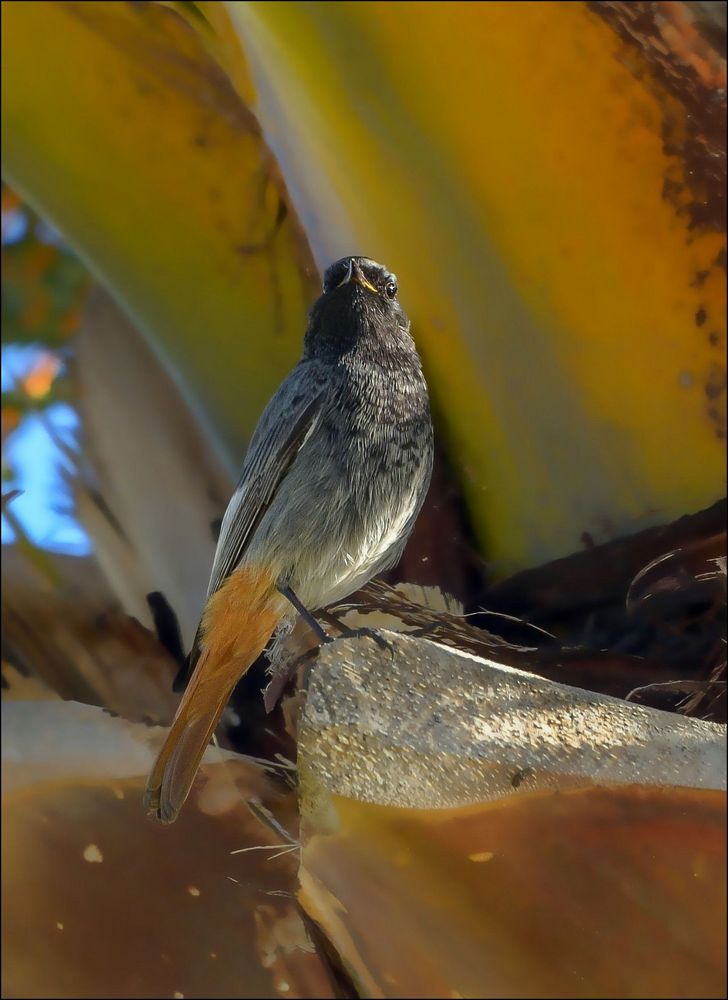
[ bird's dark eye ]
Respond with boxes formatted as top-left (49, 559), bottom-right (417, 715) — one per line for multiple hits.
top-left (385, 278), bottom-right (397, 299)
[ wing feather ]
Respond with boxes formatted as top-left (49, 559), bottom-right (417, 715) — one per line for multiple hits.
top-left (174, 364), bottom-right (326, 693)
top-left (206, 381), bottom-right (324, 597)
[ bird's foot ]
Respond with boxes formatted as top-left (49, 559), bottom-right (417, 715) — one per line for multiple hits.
top-left (336, 624), bottom-right (395, 656)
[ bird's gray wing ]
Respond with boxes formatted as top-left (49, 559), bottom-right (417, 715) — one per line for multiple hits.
top-left (173, 365), bottom-right (326, 693)
top-left (207, 365), bottom-right (326, 600)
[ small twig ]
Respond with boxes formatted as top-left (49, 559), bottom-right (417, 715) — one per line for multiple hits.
top-left (230, 844), bottom-right (289, 856)
top-left (626, 678), bottom-right (724, 702)
top-left (246, 796), bottom-right (298, 845)
top-left (1, 489), bottom-right (23, 509)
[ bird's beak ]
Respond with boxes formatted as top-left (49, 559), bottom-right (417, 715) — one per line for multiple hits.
top-left (336, 259), bottom-right (378, 294)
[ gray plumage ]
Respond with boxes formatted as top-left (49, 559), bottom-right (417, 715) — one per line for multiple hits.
top-left (186, 256), bottom-right (433, 679)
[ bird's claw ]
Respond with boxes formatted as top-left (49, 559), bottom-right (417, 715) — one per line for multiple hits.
top-left (343, 626), bottom-right (395, 657)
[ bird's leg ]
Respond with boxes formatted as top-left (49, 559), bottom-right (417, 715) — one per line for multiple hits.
top-left (278, 587), bottom-right (394, 656)
top-left (277, 586), bottom-right (333, 645)
top-left (319, 609), bottom-right (395, 656)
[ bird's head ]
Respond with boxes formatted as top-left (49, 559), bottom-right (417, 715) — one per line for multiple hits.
top-left (305, 256), bottom-right (409, 358)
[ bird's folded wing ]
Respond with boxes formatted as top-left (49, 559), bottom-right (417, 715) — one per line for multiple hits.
top-left (173, 363), bottom-right (326, 693)
top-left (206, 364), bottom-right (326, 600)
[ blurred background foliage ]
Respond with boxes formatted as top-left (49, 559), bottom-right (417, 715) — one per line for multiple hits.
top-left (3, 0), bottom-right (726, 577)
top-left (1, 182), bottom-right (90, 560)
top-left (1, 2), bottom-right (726, 998)
top-left (2, 185), bottom-right (88, 353)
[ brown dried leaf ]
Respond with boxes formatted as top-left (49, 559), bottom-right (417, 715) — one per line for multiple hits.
top-left (301, 786), bottom-right (727, 999)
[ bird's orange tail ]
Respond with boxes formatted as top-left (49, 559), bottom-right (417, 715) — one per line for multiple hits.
top-left (144, 566), bottom-right (283, 824)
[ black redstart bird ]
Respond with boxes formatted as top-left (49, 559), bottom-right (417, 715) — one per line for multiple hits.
top-left (145, 256), bottom-right (434, 823)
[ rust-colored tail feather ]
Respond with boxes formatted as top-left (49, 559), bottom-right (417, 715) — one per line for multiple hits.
top-left (144, 567), bottom-right (281, 824)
